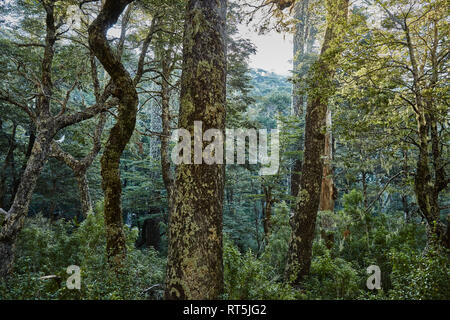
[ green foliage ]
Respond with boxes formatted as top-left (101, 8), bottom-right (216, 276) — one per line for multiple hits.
top-left (302, 243), bottom-right (362, 300)
top-left (223, 237), bottom-right (296, 300)
top-left (261, 202), bottom-right (291, 276)
top-left (0, 203), bottom-right (165, 300)
top-left (1, 0), bottom-right (448, 301)
top-left (388, 246), bottom-right (450, 300)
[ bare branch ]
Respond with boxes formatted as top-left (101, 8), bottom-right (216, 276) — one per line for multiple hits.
top-left (364, 171), bottom-right (404, 214)
top-left (134, 14), bottom-right (162, 85)
top-left (11, 42), bottom-right (45, 48)
top-left (56, 97), bottom-right (118, 130)
top-left (0, 91), bottom-right (36, 121)
top-left (56, 80), bottom-right (79, 117)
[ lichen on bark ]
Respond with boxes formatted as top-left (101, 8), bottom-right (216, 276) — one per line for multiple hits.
top-left (88, 0), bottom-right (138, 272)
top-left (285, 0), bottom-right (349, 286)
top-left (165, 0), bottom-right (227, 300)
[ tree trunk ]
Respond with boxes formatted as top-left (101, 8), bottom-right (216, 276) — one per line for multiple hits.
top-left (319, 109), bottom-right (334, 212)
top-left (0, 2), bottom-right (58, 277)
top-left (263, 185), bottom-right (273, 240)
top-left (319, 109), bottom-right (335, 248)
top-left (0, 2), bottom-right (59, 277)
top-left (160, 58), bottom-right (174, 212)
top-left (75, 173), bottom-right (93, 217)
top-left (362, 170), bottom-right (368, 208)
top-left (290, 0), bottom-right (316, 204)
top-left (88, 0), bottom-right (138, 271)
top-left (50, 113), bottom-right (106, 218)
top-left (402, 20), bottom-right (449, 249)
top-left (285, 0), bottom-right (348, 286)
top-left (12, 125), bottom-right (35, 205)
top-left (414, 114), bottom-right (449, 249)
top-left (0, 130), bottom-right (54, 277)
top-left (165, 0), bottom-right (227, 300)
top-left (0, 1), bottom-right (116, 277)
top-left (0, 123), bottom-right (17, 209)
top-left (136, 217), bottom-right (161, 250)
top-left (290, 150), bottom-right (302, 200)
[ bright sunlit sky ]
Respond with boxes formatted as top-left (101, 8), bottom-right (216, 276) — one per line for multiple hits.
top-left (238, 24), bottom-right (293, 76)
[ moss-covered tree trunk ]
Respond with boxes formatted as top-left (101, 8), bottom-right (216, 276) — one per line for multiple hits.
top-left (88, 0), bottom-right (138, 270)
top-left (318, 109), bottom-right (335, 248)
top-left (12, 125), bottom-right (36, 206)
top-left (165, 0), bottom-right (227, 300)
top-left (0, 123), bottom-right (17, 209)
top-left (0, 1), bottom-right (59, 277)
top-left (262, 185), bottom-right (273, 240)
top-left (319, 110), bottom-right (334, 212)
top-left (290, 0), bottom-right (316, 202)
top-left (0, 1), bottom-right (119, 278)
top-left (0, 129), bottom-right (54, 277)
top-left (285, 0), bottom-right (348, 286)
top-left (400, 19), bottom-right (449, 249)
top-left (160, 58), bottom-right (175, 212)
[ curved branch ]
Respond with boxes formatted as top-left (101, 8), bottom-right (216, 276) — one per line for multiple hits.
top-left (88, 0), bottom-right (138, 270)
top-left (364, 171), bottom-right (404, 214)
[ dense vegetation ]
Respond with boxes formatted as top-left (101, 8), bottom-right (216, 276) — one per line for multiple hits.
top-left (0, 0), bottom-right (448, 300)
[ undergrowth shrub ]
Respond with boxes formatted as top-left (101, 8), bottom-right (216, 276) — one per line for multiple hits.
top-left (0, 202), bottom-right (165, 300)
top-left (223, 236), bottom-right (296, 300)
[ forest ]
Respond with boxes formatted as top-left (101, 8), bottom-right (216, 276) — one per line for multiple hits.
top-left (0, 0), bottom-right (448, 301)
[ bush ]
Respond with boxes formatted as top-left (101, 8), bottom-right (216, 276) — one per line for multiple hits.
top-left (223, 237), bottom-right (296, 300)
top-left (0, 203), bottom-right (165, 300)
top-left (302, 242), bottom-right (362, 300)
top-left (388, 245), bottom-right (450, 300)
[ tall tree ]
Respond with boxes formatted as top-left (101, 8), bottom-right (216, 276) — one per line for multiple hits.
top-left (153, 4), bottom-right (184, 214)
top-left (165, 0), bottom-right (227, 300)
top-left (337, 0), bottom-right (449, 249)
top-left (88, 0), bottom-right (164, 269)
top-left (285, 0), bottom-right (349, 286)
top-left (319, 109), bottom-right (335, 212)
top-left (290, 0), bottom-right (317, 201)
top-left (87, 0), bottom-right (139, 270)
top-left (0, 0), bottom-right (115, 277)
top-left (0, 122), bottom-right (17, 209)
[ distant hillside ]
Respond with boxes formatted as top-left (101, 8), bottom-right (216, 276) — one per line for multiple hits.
top-left (246, 69), bottom-right (292, 128)
top-left (249, 68), bottom-right (292, 98)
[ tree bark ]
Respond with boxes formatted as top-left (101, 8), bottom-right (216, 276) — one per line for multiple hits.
top-left (319, 109), bottom-right (334, 212)
top-left (401, 20), bottom-right (449, 249)
top-left (318, 109), bottom-right (335, 248)
top-left (285, 0), bottom-right (348, 286)
top-left (0, 129), bottom-right (54, 277)
top-left (88, 0), bottom-right (138, 271)
top-left (0, 1), bottom-right (117, 277)
top-left (262, 184), bottom-right (273, 240)
top-left (50, 113), bottom-right (106, 217)
top-left (0, 123), bottom-right (17, 209)
top-left (165, 0), bottom-right (227, 300)
top-left (290, 0), bottom-right (316, 202)
top-left (76, 173), bottom-right (92, 217)
top-left (12, 124), bottom-right (36, 205)
top-left (362, 170), bottom-right (368, 209)
top-left (160, 58), bottom-right (175, 212)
